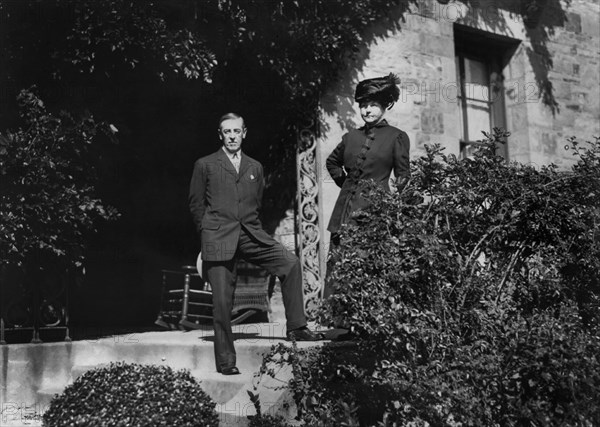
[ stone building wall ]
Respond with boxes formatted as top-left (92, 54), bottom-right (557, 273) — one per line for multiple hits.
top-left (318, 0), bottom-right (600, 250)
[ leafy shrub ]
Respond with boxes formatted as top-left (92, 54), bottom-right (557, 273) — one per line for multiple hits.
top-left (0, 88), bottom-right (118, 273)
top-left (42, 362), bottom-right (219, 427)
top-left (258, 130), bottom-right (600, 426)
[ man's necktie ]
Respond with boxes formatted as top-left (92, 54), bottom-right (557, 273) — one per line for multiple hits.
top-left (232, 153), bottom-right (240, 173)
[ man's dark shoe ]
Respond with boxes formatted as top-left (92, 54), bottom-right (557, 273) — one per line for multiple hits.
top-left (218, 366), bottom-right (241, 376)
top-left (286, 326), bottom-right (325, 341)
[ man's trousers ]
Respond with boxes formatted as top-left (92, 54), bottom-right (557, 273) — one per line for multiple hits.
top-left (204, 227), bottom-right (306, 370)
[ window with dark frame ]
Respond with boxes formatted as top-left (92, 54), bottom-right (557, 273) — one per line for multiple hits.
top-left (454, 24), bottom-right (520, 159)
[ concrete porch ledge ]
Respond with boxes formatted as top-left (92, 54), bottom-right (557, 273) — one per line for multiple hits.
top-left (1, 323), bottom-right (343, 427)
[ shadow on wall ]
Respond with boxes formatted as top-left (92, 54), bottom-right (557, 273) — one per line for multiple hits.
top-left (461, 0), bottom-right (568, 115)
top-left (322, 0), bottom-right (569, 133)
top-left (319, 4), bottom-right (409, 132)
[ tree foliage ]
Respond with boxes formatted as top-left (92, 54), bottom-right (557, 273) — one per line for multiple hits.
top-left (257, 130), bottom-right (600, 426)
top-left (61, 0), bottom-right (218, 81)
top-left (0, 89), bottom-right (119, 272)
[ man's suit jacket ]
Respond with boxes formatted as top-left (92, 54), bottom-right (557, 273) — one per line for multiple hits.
top-left (189, 148), bottom-right (272, 261)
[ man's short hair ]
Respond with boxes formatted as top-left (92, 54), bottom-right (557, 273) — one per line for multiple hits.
top-left (218, 113), bottom-right (245, 129)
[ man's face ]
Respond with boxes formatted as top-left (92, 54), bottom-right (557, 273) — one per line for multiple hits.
top-left (359, 100), bottom-right (386, 125)
top-left (218, 118), bottom-right (246, 154)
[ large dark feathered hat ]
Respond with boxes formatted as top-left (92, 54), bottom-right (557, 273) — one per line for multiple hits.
top-left (354, 73), bottom-right (401, 107)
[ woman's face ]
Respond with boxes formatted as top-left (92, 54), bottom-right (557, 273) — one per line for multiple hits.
top-left (359, 100), bottom-right (386, 126)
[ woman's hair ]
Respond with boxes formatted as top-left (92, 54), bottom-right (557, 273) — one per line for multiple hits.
top-left (354, 73), bottom-right (401, 108)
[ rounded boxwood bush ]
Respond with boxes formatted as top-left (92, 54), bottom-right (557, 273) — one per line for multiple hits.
top-left (42, 362), bottom-right (218, 427)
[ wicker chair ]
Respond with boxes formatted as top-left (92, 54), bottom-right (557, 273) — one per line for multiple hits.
top-left (155, 260), bottom-right (271, 330)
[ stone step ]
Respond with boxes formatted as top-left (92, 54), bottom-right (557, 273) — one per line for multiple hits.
top-left (1, 323), bottom-right (335, 427)
top-left (193, 368), bottom-right (255, 405)
top-left (3, 360), bottom-right (36, 405)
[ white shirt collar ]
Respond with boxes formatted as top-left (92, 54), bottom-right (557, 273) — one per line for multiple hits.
top-left (222, 146), bottom-right (242, 160)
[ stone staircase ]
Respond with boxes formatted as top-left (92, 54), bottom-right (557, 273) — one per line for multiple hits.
top-left (0, 323), bottom-right (336, 427)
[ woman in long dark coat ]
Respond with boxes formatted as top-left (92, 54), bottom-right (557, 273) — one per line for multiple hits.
top-left (324, 74), bottom-right (410, 303)
top-left (326, 73), bottom-right (411, 240)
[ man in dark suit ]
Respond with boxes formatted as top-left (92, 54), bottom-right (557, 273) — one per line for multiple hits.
top-left (189, 112), bottom-right (323, 375)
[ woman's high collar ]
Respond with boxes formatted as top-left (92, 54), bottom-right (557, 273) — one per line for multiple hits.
top-left (360, 118), bottom-right (389, 132)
